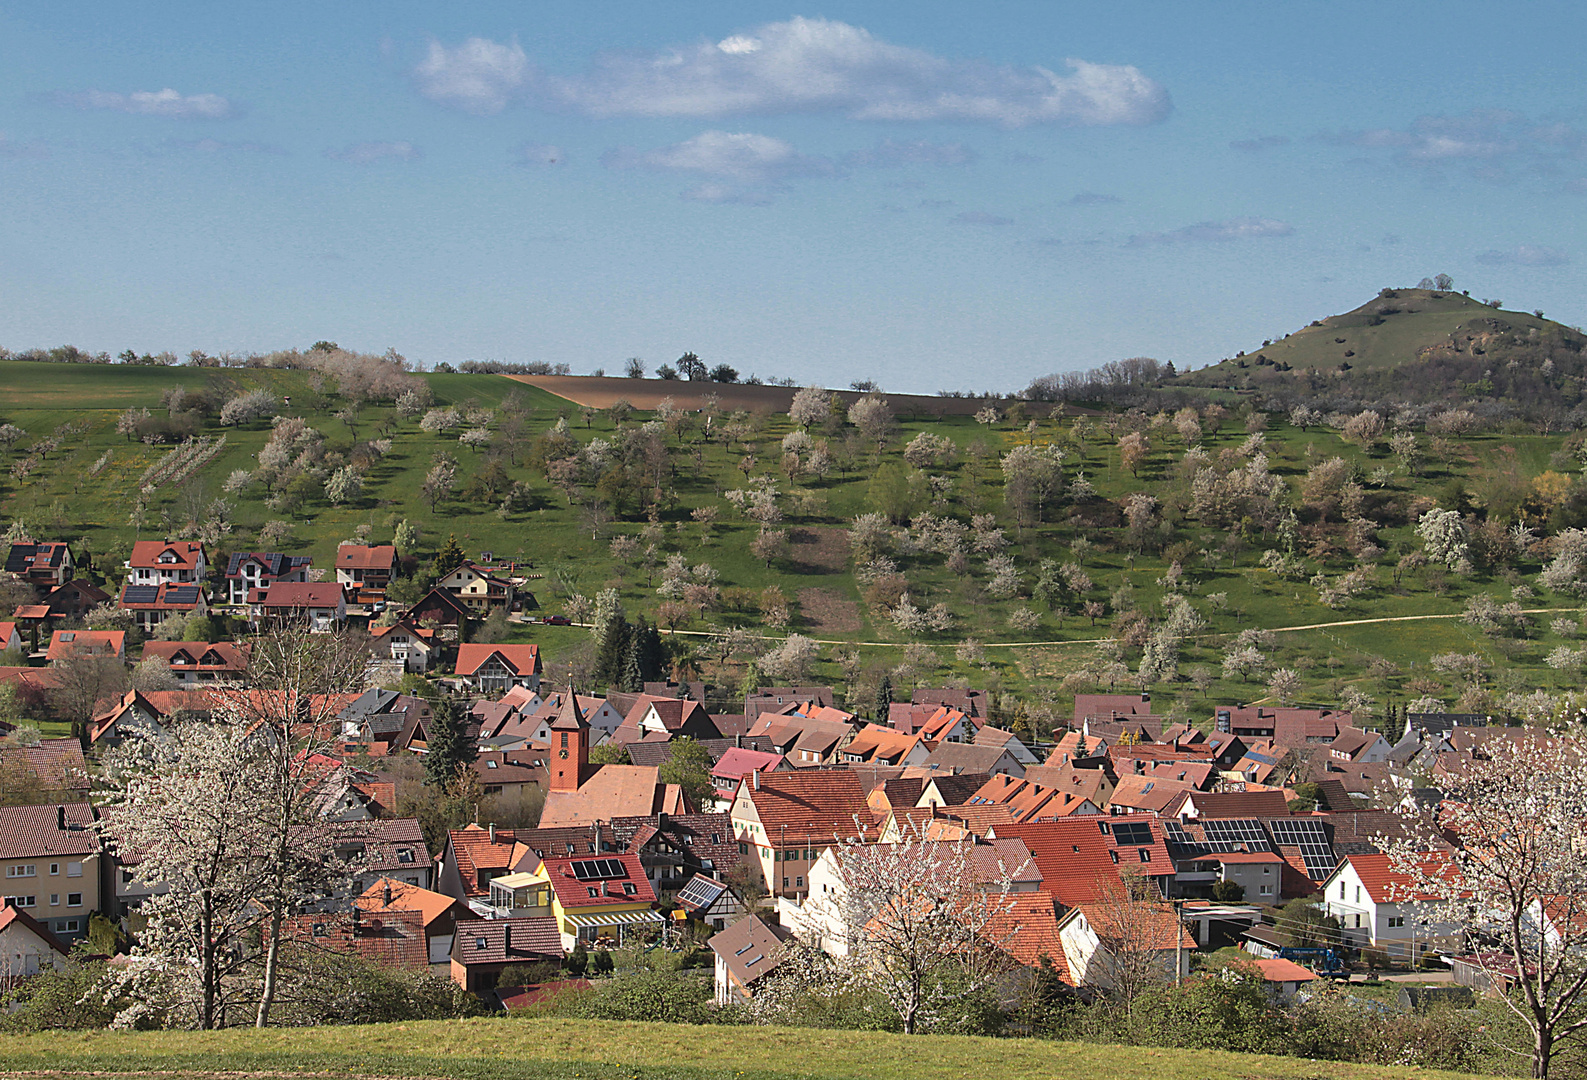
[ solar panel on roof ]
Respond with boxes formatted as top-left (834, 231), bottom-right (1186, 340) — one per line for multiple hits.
top-left (570, 858), bottom-right (627, 881)
top-left (675, 876), bottom-right (723, 909)
top-left (1198, 818), bottom-right (1273, 853)
top-left (1111, 820), bottom-right (1154, 846)
top-left (1265, 818), bottom-right (1337, 880)
top-left (123, 585), bottom-right (160, 605)
top-left (166, 586), bottom-right (200, 604)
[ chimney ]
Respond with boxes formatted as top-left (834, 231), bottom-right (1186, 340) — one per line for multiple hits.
top-left (1141, 692), bottom-right (1150, 703)
top-left (488, 823), bottom-right (496, 843)
top-left (736, 734), bottom-right (743, 748)
top-left (383, 882), bottom-right (393, 907)
top-left (57, 806), bottom-right (66, 831)
top-left (503, 923), bottom-right (511, 954)
top-left (752, 769), bottom-right (760, 790)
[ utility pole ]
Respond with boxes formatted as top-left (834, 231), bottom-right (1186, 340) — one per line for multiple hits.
top-left (1173, 897), bottom-right (1186, 985)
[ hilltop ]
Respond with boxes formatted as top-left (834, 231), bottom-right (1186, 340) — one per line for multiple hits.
top-left (1174, 288), bottom-right (1587, 408)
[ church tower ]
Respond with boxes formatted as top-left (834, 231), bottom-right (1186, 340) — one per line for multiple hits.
top-left (548, 689), bottom-right (589, 793)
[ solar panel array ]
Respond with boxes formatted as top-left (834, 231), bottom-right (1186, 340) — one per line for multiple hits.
top-left (166, 585), bottom-right (202, 604)
top-left (1110, 820), bottom-right (1155, 846)
top-left (1266, 818), bottom-right (1338, 880)
top-left (570, 858), bottom-right (628, 881)
top-left (123, 585), bottom-right (160, 605)
top-left (1197, 818), bottom-right (1274, 853)
top-left (675, 876), bottom-right (724, 908)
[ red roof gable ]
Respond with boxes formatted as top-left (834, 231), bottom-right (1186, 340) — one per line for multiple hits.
top-left (46, 630), bottom-right (124, 662)
top-left (253, 582), bottom-right (344, 608)
top-left (538, 850), bottom-right (657, 908)
top-left (739, 770), bottom-right (874, 842)
top-left (456, 643), bottom-right (541, 678)
top-left (994, 817), bottom-right (1174, 909)
top-left (336, 544), bottom-right (397, 571)
top-left (128, 540), bottom-right (205, 569)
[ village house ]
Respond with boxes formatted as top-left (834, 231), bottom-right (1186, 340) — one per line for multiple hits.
top-left (610, 694), bottom-right (720, 743)
top-left (708, 914), bottom-right (790, 1005)
top-left (729, 770), bottom-right (874, 900)
top-left (711, 747), bottom-right (788, 803)
top-left (449, 916), bottom-right (565, 993)
top-left (748, 711), bottom-right (855, 767)
top-left (367, 619), bottom-right (437, 674)
top-left (4, 541), bottom-right (73, 588)
top-left (0, 803), bottom-right (101, 944)
top-left (785, 837), bottom-right (1042, 957)
top-left (286, 907), bottom-right (429, 972)
top-left (485, 691), bottom-right (624, 749)
top-left (922, 740), bottom-right (1026, 778)
top-left (1055, 900), bottom-right (1194, 989)
top-left (140, 640), bottom-right (250, 684)
top-left (609, 812), bottom-right (742, 897)
top-left (336, 689), bottom-right (432, 753)
top-left (249, 581), bottom-right (346, 631)
top-left (487, 850), bottom-right (662, 950)
top-left (536, 694), bottom-right (688, 826)
top-left (0, 621), bottom-right (25, 655)
top-left (0, 739), bottom-right (89, 801)
top-left (222, 551), bottom-right (312, 606)
top-left (0, 900), bottom-right (70, 989)
top-left (838, 724), bottom-right (930, 767)
top-left (744, 686), bottom-right (836, 723)
top-left (335, 544), bottom-right (397, 599)
top-left (473, 750), bottom-right (545, 801)
top-left (46, 629), bottom-right (125, 664)
top-left (118, 581), bottom-right (208, 633)
top-left (125, 540), bottom-right (206, 586)
top-left (402, 587), bottom-right (472, 632)
top-left (454, 643), bottom-right (542, 695)
top-left (356, 877), bottom-right (479, 966)
top-left (436, 562), bottom-right (516, 614)
top-left (1322, 853), bottom-right (1460, 962)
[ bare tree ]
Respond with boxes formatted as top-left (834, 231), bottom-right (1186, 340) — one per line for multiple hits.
top-left (1086, 869), bottom-right (1185, 1016)
top-left (1384, 731), bottom-right (1587, 1080)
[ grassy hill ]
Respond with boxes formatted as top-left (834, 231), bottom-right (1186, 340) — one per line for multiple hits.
top-left (2, 355), bottom-right (1585, 732)
top-left (1176, 289), bottom-right (1587, 401)
top-left (0, 1016), bottom-right (1506, 1080)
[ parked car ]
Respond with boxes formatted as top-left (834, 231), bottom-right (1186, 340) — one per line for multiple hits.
top-left (544, 615), bottom-right (572, 626)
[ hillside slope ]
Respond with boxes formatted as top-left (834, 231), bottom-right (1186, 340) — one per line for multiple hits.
top-left (1177, 289), bottom-right (1586, 403)
top-left (0, 1016), bottom-right (1505, 1080)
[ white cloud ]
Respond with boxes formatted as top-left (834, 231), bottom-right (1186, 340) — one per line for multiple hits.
top-left (515, 142), bottom-right (565, 167)
top-left (603, 130), bottom-right (835, 182)
top-left (1128, 217), bottom-right (1292, 245)
top-left (412, 37), bottom-right (530, 114)
top-left (1475, 245), bottom-right (1569, 267)
top-left (844, 139), bottom-right (974, 167)
top-left (1324, 110), bottom-right (1585, 181)
top-left (327, 141), bottom-right (421, 164)
top-left (414, 18), bottom-right (1169, 128)
top-left (51, 88), bottom-right (236, 119)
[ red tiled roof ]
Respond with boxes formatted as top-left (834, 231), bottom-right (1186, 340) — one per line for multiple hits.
top-left (452, 916), bottom-right (564, 965)
top-left (995, 817), bottom-right (1174, 909)
top-left (455, 643), bottom-right (541, 678)
top-left (448, 824), bottom-right (519, 897)
top-left (1343, 852), bottom-right (1457, 904)
top-left (739, 770), bottom-right (874, 842)
top-left (1252, 957), bottom-right (1317, 983)
top-left (337, 544), bottom-right (397, 571)
top-left (141, 640), bottom-right (250, 671)
top-left (285, 909), bottom-right (428, 969)
top-left (0, 900), bottom-right (70, 960)
top-left (987, 890), bottom-right (1069, 978)
top-left (712, 747), bottom-right (784, 779)
top-left (356, 877), bottom-right (469, 929)
top-left (537, 850), bottom-right (657, 909)
top-left (46, 630), bottom-right (124, 662)
top-left (128, 540), bottom-right (205, 569)
top-left (253, 582), bottom-right (344, 608)
top-left (0, 802), bottom-right (98, 859)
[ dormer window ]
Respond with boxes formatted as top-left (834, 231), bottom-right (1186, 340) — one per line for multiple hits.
top-left (396, 848), bottom-right (415, 864)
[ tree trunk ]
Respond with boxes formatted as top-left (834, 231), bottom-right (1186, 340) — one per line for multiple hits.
top-left (199, 902), bottom-right (216, 1030)
top-left (255, 905), bottom-right (283, 1027)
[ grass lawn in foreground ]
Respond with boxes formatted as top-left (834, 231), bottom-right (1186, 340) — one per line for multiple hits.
top-left (0, 1016), bottom-right (1505, 1080)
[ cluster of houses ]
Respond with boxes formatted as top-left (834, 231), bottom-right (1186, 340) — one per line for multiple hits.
top-left (0, 537), bottom-right (1510, 1006)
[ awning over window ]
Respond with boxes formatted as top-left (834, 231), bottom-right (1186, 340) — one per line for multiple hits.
top-left (564, 909), bottom-right (666, 928)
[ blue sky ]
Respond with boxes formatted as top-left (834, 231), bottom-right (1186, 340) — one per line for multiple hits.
top-left (1, 2), bottom-right (1582, 392)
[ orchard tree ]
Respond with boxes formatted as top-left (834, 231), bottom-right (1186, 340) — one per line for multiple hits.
top-left (1385, 730), bottom-right (1587, 1080)
top-left (1117, 431), bottom-right (1149, 478)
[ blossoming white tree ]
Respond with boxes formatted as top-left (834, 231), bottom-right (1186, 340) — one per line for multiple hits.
top-left (1383, 730), bottom-right (1587, 1080)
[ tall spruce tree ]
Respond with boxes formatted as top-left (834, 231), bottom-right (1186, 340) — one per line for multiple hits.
top-left (874, 673), bottom-right (893, 723)
top-left (633, 618), bottom-right (665, 683)
top-left (593, 614), bottom-right (632, 691)
top-left (424, 694), bottom-right (475, 791)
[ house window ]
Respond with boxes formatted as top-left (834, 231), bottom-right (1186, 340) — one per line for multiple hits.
top-left (1259, 884), bottom-right (1273, 896)
top-left (5, 896), bottom-right (35, 908)
top-left (49, 894), bottom-right (59, 906)
top-left (782, 877), bottom-right (789, 888)
top-left (476, 936), bottom-right (489, 950)
top-left (587, 888), bottom-right (598, 898)
top-left (405, 876), bottom-right (419, 886)
top-left (1353, 914), bottom-right (1361, 928)
top-left (623, 883), bottom-right (636, 895)
top-left (312, 923), bottom-right (327, 937)
top-left (49, 863), bottom-right (59, 876)
top-left (1108, 851), bottom-right (1119, 864)
top-left (1354, 886), bottom-right (1360, 904)
top-left (711, 834), bottom-right (721, 844)
top-left (6, 865), bottom-right (36, 878)
top-left (1388, 916), bottom-right (1405, 928)
top-left (397, 848), bottom-right (415, 864)
top-left (1138, 849), bottom-right (1151, 863)
top-left (796, 876), bottom-right (804, 888)
top-left (1263, 866), bottom-right (1272, 875)
top-left (1340, 881), bottom-right (1346, 899)
top-left (68, 893), bottom-right (81, 907)
top-left (55, 919), bottom-right (79, 934)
